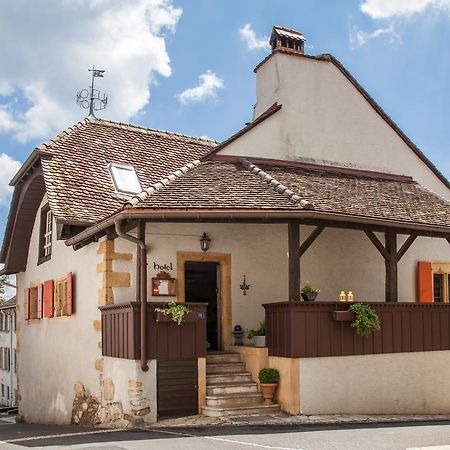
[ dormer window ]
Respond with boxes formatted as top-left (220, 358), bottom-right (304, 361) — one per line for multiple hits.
top-left (38, 204), bottom-right (52, 264)
top-left (109, 163), bottom-right (142, 195)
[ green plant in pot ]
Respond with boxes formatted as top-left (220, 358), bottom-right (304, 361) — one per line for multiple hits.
top-left (154, 301), bottom-right (191, 325)
top-left (258, 368), bottom-right (280, 405)
top-left (247, 320), bottom-right (266, 347)
top-left (348, 302), bottom-right (381, 337)
top-left (301, 282), bottom-right (319, 301)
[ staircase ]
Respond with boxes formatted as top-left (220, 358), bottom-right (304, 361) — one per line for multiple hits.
top-left (202, 352), bottom-right (280, 417)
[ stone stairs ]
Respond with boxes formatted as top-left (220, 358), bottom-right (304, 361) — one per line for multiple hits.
top-left (202, 352), bottom-right (280, 417)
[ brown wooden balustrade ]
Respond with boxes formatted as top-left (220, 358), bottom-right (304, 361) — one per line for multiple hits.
top-left (99, 302), bottom-right (207, 360)
top-left (263, 301), bottom-right (450, 358)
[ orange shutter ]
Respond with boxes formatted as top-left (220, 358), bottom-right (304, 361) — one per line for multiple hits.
top-left (418, 261), bottom-right (433, 303)
top-left (43, 280), bottom-right (54, 318)
top-left (37, 284), bottom-right (43, 319)
top-left (66, 272), bottom-right (73, 316)
top-left (24, 288), bottom-right (30, 320)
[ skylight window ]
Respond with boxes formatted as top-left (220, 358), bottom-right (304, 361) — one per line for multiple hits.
top-left (109, 163), bottom-right (142, 194)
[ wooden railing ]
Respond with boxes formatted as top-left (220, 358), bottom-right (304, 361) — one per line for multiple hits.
top-left (263, 301), bottom-right (450, 358)
top-left (99, 302), bottom-right (207, 360)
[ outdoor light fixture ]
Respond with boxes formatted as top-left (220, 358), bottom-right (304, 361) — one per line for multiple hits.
top-left (200, 233), bottom-right (211, 252)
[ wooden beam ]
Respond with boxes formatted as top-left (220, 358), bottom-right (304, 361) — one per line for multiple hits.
top-left (397, 234), bottom-right (418, 262)
top-left (288, 222), bottom-right (301, 302)
top-left (385, 232), bottom-right (398, 303)
top-left (299, 226), bottom-right (325, 257)
top-left (364, 230), bottom-right (389, 260)
top-left (136, 220), bottom-right (145, 302)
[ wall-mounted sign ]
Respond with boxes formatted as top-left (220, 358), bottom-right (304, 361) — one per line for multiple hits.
top-left (152, 271), bottom-right (176, 296)
top-left (153, 262), bottom-right (174, 271)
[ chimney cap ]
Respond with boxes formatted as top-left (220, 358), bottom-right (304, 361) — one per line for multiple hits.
top-left (270, 26), bottom-right (305, 54)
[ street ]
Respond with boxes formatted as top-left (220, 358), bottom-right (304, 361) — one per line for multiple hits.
top-left (2, 415), bottom-right (450, 449)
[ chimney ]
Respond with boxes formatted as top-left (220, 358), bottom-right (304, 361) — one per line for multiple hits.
top-left (269, 26), bottom-right (305, 54)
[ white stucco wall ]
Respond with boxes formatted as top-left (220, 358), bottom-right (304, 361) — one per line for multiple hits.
top-left (299, 351), bottom-right (450, 414)
top-left (0, 309), bottom-right (17, 406)
top-left (16, 195), bottom-right (102, 424)
top-left (221, 52), bottom-right (450, 201)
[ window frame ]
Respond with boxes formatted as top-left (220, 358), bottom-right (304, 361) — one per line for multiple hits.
top-left (38, 203), bottom-right (53, 265)
top-left (108, 163), bottom-right (142, 195)
top-left (431, 262), bottom-right (450, 303)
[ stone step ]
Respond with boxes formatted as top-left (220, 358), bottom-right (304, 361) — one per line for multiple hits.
top-left (202, 403), bottom-right (280, 418)
top-left (206, 353), bottom-right (241, 364)
top-left (206, 392), bottom-right (263, 408)
top-left (206, 371), bottom-right (253, 384)
top-left (207, 381), bottom-right (258, 396)
top-left (206, 362), bottom-right (245, 374)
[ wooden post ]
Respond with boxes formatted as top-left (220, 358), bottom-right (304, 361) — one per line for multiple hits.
top-left (385, 232), bottom-right (398, 303)
top-left (288, 222), bottom-right (300, 302)
top-left (136, 220), bottom-right (145, 302)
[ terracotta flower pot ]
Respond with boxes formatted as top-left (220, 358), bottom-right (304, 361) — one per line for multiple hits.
top-left (260, 383), bottom-right (278, 405)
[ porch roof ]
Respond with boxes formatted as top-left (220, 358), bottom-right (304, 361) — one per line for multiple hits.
top-left (125, 157), bottom-right (450, 229)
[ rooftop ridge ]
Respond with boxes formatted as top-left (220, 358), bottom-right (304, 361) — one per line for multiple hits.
top-left (125, 159), bottom-right (202, 208)
top-left (93, 118), bottom-right (219, 145)
top-left (240, 158), bottom-right (313, 209)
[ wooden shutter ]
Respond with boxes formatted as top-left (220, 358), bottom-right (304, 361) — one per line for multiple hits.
top-left (418, 261), bottom-right (433, 303)
top-left (43, 280), bottom-right (54, 318)
top-left (24, 288), bottom-right (30, 320)
top-left (66, 272), bottom-right (73, 316)
top-left (37, 284), bottom-right (43, 319)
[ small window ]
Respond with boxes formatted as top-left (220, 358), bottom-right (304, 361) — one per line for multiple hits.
top-left (109, 163), bottom-right (142, 194)
top-left (38, 204), bottom-right (53, 264)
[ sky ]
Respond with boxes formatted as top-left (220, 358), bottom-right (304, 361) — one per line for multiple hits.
top-left (0, 0), bottom-right (449, 241)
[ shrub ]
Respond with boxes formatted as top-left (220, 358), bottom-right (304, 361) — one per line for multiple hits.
top-left (258, 368), bottom-right (280, 384)
top-left (349, 302), bottom-right (381, 337)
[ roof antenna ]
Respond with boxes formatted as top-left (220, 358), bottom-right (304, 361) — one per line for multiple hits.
top-left (76, 66), bottom-right (108, 118)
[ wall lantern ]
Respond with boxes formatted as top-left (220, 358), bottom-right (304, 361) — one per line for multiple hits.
top-left (200, 233), bottom-right (211, 252)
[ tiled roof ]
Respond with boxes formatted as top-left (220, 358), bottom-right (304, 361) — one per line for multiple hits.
top-left (127, 159), bottom-right (450, 229)
top-left (38, 118), bottom-right (217, 223)
top-left (0, 296), bottom-right (16, 309)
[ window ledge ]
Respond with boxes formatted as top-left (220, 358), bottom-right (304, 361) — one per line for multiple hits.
top-left (37, 254), bottom-right (51, 266)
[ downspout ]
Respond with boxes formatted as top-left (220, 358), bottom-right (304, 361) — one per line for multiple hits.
top-left (114, 218), bottom-right (149, 371)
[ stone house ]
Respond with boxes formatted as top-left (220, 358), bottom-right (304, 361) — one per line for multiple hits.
top-left (1, 26), bottom-right (450, 426)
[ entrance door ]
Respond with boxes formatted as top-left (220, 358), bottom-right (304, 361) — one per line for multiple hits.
top-left (185, 261), bottom-right (220, 350)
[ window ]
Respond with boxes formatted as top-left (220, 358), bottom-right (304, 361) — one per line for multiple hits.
top-left (434, 274), bottom-right (444, 303)
top-left (0, 348), bottom-right (10, 371)
top-left (38, 204), bottom-right (53, 264)
top-left (109, 163), bottom-right (142, 194)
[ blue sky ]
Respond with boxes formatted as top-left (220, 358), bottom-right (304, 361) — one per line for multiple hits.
top-left (0, 0), bottom-right (449, 239)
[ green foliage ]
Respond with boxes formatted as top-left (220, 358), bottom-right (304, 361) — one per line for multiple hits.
top-left (301, 281), bottom-right (319, 294)
top-left (247, 320), bottom-right (266, 339)
top-left (349, 302), bottom-right (381, 337)
top-left (258, 368), bottom-right (280, 384)
top-left (154, 301), bottom-right (191, 325)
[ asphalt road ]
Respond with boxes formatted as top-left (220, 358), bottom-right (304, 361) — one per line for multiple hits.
top-left (2, 415), bottom-right (450, 449)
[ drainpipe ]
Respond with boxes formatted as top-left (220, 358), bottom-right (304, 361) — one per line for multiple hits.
top-left (114, 218), bottom-right (149, 372)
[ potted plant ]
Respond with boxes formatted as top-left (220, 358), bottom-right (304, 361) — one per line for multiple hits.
top-left (301, 281), bottom-right (319, 301)
top-left (247, 321), bottom-right (266, 347)
top-left (348, 302), bottom-right (381, 337)
top-left (258, 368), bottom-right (279, 405)
top-left (154, 301), bottom-right (191, 325)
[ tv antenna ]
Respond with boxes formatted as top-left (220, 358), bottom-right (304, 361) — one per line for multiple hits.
top-left (76, 66), bottom-right (108, 117)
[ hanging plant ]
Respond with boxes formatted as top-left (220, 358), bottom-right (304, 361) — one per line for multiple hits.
top-left (348, 303), bottom-right (381, 337)
top-left (154, 301), bottom-right (191, 325)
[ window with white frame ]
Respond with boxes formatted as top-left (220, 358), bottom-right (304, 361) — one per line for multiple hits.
top-left (38, 204), bottom-right (52, 263)
top-left (109, 163), bottom-right (142, 195)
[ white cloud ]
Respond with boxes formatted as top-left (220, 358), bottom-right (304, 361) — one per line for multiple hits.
top-left (350, 24), bottom-right (401, 49)
top-left (360, 0), bottom-right (450, 19)
top-left (178, 71), bottom-right (224, 105)
top-left (239, 24), bottom-right (270, 51)
top-left (0, 154), bottom-right (21, 204)
top-left (0, 0), bottom-right (182, 142)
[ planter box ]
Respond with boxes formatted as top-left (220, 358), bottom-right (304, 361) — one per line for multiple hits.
top-left (332, 310), bottom-right (356, 322)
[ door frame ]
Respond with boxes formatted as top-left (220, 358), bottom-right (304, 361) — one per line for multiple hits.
top-left (177, 252), bottom-right (231, 349)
